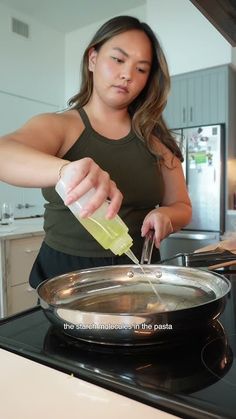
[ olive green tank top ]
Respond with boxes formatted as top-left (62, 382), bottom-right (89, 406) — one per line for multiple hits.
top-left (42, 108), bottom-right (164, 258)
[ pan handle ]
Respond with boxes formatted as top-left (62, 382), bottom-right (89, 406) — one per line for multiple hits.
top-left (141, 233), bottom-right (187, 265)
top-left (141, 231), bottom-right (155, 264)
top-left (158, 253), bottom-right (187, 265)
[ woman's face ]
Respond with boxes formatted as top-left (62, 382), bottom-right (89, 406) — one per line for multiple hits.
top-left (88, 30), bottom-right (153, 109)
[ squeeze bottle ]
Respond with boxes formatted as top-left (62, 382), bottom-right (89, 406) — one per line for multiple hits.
top-left (55, 169), bottom-right (139, 264)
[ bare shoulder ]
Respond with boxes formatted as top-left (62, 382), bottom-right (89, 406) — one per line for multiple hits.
top-left (59, 108), bottom-right (85, 132)
top-left (20, 109), bottom-right (80, 132)
top-left (53, 109), bottom-right (85, 157)
top-left (16, 111), bottom-right (68, 139)
top-left (11, 111), bottom-right (69, 155)
top-left (2, 109), bottom-right (84, 156)
top-left (151, 135), bottom-right (181, 170)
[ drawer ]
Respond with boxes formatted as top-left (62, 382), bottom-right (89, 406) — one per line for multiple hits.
top-left (6, 235), bottom-right (44, 286)
top-left (7, 282), bottom-right (38, 316)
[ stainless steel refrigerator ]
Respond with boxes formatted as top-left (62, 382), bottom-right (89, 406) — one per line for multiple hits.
top-left (160, 124), bottom-right (225, 259)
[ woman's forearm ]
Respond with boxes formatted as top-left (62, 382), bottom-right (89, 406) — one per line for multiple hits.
top-left (0, 137), bottom-right (123, 217)
top-left (141, 202), bottom-right (192, 248)
top-left (0, 138), bottom-right (67, 187)
top-left (156, 202), bottom-right (192, 232)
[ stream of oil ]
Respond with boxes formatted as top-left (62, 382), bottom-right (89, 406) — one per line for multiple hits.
top-left (126, 249), bottom-right (166, 310)
top-left (138, 263), bottom-right (167, 310)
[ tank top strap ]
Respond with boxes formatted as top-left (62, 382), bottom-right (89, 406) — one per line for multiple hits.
top-left (77, 107), bottom-right (92, 130)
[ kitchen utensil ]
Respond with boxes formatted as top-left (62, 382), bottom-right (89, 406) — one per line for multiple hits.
top-left (37, 264), bottom-right (230, 345)
top-left (208, 259), bottom-right (236, 270)
top-left (193, 238), bottom-right (236, 253)
top-left (140, 231), bottom-right (155, 264)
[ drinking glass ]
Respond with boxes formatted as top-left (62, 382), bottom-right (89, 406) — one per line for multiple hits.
top-left (1, 203), bottom-right (14, 225)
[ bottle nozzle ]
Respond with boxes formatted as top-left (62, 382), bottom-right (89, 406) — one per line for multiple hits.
top-left (125, 249), bottom-right (139, 265)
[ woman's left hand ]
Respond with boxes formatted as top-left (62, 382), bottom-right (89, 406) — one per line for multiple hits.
top-left (141, 209), bottom-right (173, 248)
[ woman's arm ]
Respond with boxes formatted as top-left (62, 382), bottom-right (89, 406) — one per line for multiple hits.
top-left (0, 112), bottom-right (123, 218)
top-left (141, 140), bottom-right (192, 247)
top-left (0, 112), bottom-right (68, 186)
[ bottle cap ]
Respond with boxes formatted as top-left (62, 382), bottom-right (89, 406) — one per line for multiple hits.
top-left (109, 233), bottom-right (133, 256)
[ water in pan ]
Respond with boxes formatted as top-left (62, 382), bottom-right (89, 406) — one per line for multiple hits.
top-left (56, 281), bottom-right (216, 314)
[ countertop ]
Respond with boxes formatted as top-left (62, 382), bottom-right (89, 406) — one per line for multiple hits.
top-left (0, 348), bottom-right (178, 419)
top-left (0, 217), bottom-right (44, 239)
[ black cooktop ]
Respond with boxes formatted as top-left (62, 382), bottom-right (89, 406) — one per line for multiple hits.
top-left (0, 271), bottom-right (235, 419)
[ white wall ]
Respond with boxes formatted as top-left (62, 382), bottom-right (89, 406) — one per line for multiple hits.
top-left (146, 0), bottom-right (232, 75)
top-left (65, 4), bottom-right (146, 103)
top-left (0, 2), bottom-right (65, 107)
top-left (0, 2), bottom-right (65, 215)
top-left (232, 47), bottom-right (236, 69)
top-left (65, 0), bottom-right (234, 100)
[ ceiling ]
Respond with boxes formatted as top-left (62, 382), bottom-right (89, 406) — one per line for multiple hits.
top-left (0, 0), bottom-right (146, 33)
top-left (190, 0), bottom-right (236, 46)
top-left (1, 0), bottom-right (235, 44)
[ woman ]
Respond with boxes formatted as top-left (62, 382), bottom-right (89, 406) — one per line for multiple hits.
top-left (0, 16), bottom-right (191, 288)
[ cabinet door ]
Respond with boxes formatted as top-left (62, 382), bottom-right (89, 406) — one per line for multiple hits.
top-left (6, 235), bottom-right (44, 286)
top-left (206, 67), bottom-right (227, 124)
top-left (6, 235), bottom-right (44, 315)
top-left (164, 77), bottom-right (188, 129)
top-left (187, 67), bottom-right (227, 126)
top-left (8, 283), bottom-right (38, 315)
top-left (164, 66), bottom-right (228, 129)
top-left (186, 74), bottom-right (202, 126)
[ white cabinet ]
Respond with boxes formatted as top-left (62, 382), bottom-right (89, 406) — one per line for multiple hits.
top-left (0, 234), bottom-right (44, 317)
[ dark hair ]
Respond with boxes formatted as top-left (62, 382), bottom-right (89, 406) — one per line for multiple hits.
top-left (68, 15), bottom-right (183, 162)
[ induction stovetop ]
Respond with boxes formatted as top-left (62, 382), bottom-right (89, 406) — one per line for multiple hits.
top-left (0, 271), bottom-right (235, 419)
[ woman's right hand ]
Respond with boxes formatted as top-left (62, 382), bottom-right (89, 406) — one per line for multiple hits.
top-left (60, 158), bottom-right (123, 219)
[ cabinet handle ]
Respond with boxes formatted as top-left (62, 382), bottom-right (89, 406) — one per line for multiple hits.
top-left (16, 204), bottom-right (24, 209)
top-left (24, 249), bottom-right (38, 253)
top-left (25, 203), bottom-right (36, 208)
top-left (26, 286), bottom-right (36, 292)
top-left (183, 107), bottom-right (186, 123)
top-left (190, 106), bottom-right (193, 122)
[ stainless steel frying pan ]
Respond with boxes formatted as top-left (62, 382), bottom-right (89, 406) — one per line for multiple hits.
top-left (37, 264), bottom-right (231, 346)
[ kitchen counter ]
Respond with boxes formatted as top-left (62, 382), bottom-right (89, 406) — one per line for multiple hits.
top-left (0, 218), bottom-right (44, 318)
top-left (0, 217), bottom-right (44, 239)
top-left (0, 348), bottom-right (178, 419)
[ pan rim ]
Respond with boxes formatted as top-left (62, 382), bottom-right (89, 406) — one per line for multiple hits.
top-left (37, 264), bottom-right (231, 315)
